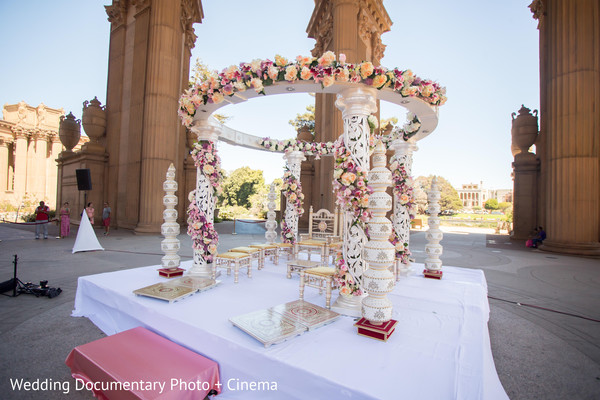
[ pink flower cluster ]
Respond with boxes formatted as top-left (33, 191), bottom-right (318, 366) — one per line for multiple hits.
top-left (178, 51), bottom-right (447, 127)
top-left (187, 199), bottom-right (219, 263)
top-left (260, 138), bottom-right (335, 160)
top-left (191, 140), bottom-right (223, 196)
top-left (282, 167), bottom-right (304, 217)
top-left (332, 138), bottom-right (373, 226)
top-left (389, 156), bottom-right (416, 219)
top-left (332, 251), bottom-right (363, 296)
top-left (280, 220), bottom-right (296, 244)
top-left (389, 227), bottom-right (411, 264)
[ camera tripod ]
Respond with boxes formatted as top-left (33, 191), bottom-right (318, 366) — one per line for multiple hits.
top-left (0, 255), bottom-right (62, 298)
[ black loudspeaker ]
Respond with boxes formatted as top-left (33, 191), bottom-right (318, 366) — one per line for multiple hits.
top-left (76, 169), bottom-right (92, 191)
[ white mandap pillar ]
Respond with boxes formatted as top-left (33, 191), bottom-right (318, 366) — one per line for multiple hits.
top-left (390, 138), bottom-right (418, 279)
top-left (424, 176), bottom-right (444, 279)
top-left (283, 150), bottom-right (306, 244)
top-left (331, 86), bottom-right (377, 317)
top-left (265, 183), bottom-right (278, 243)
top-left (361, 140), bottom-right (396, 325)
top-left (158, 163), bottom-right (183, 277)
top-left (188, 119), bottom-right (221, 277)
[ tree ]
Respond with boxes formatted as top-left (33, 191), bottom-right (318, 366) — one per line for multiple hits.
top-left (484, 198), bottom-right (499, 210)
top-left (289, 105), bottom-right (315, 134)
top-left (414, 176), bottom-right (463, 212)
top-left (219, 167), bottom-right (265, 209)
top-left (190, 58), bottom-right (231, 124)
top-left (498, 202), bottom-right (512, 213)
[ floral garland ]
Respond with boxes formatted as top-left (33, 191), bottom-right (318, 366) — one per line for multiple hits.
top-left (178, 51), bottom-right (447, 127)
top-left (259, 138), bottom-right (335, 160)
top-left (332, 251), bottom-right (363, 297)
top-left (191, 140), bottom-right (224, 196)
top-left (187, 194), bottom-right (219, 263)
top-left (378, 113), bottom-right (422, 148)
top-left (389, 155), bottom-right (416, 263)
top-left (332, 137), bottom-right (372, 227)
top-left (282, 166), bottom-right (304, 217)
top-left (280, 219), bottom-right (295, 244)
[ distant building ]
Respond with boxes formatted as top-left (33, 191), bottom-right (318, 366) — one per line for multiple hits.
top-left (0, 101), bottom-right (87, 209)
top-left (457, 181), bottom-right (490, 208)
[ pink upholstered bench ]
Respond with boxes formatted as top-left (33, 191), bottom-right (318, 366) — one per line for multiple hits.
top-left (65, 327), bottom-right (221, 399)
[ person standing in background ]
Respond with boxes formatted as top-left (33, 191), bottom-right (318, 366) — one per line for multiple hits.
top-left (59, 202), bottom-right (70, 238)
top-left (35, 201), bottom-right (50, 239)
top-left (102, 202), bottom-right (111, 236)
top-left (86, 202), bottom-right (95, 227)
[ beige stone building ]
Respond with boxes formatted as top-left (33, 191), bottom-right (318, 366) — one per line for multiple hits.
top-left (0, 101), bottom-right (86, 210)
top-left (457, 182), bottom-right (490, 209)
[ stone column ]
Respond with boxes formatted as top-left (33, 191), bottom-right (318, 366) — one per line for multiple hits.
top-left (283, 151), bottom-right (306, 243)
top-left (135, 0), bottom-right (184, 234)
top-left (390, 139), bottom-right (417, 277)
top-left (13, 131), bottom-right (27, 198)
top-left (331, 86), bottom-right (377, 317)
top-left (188, 119), bottom-right (221, 277)
top-left (47, 135), bottom-right (62, 207)
top-left (0, 139), bottom-right (9, 192)
top-left (33, 132), bottom-right (48, 200)
top-left (534, 0), bottom-right (600, 256)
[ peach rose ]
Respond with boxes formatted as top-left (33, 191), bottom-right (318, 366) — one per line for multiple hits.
top-left (341, 172), bottom-right (356, 185)
top-left (275, 54), bottom-right (288, 67)
top-left (268, 66), bottom-right (279, 81)
top-left (336, 68), bottom-right (349, 82)
top-left (373, 75), bottom-right (387, 88)
top-left (323, 75), bottom-right (335, 87)
top-left (318, 51), bottom-right (336, 66)
top-left (360, 62), bottom-right (374, 79)
top-left (285, 65), bottom-right (298, 81)
top-left (203, 164), bottom-right (215, 175)
top-left (211, 92), bottom-right (224, 104)
top-left (300, 66), bottom-right (312, 80)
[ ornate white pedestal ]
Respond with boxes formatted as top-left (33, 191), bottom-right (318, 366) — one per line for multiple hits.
top-left (265, 183), bottom-right (278, 243)
top-left (424, 176), bottom-right (443, 279)
top-left (159, 163), bottom-right (183, 278)
top-left (282, 151), bottom-right (305, 244)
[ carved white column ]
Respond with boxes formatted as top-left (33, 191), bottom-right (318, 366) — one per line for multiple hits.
top-left (391, 139), bottom-right (418, 278)
top-left (424, 176), bottom-right (443, 278)
top-left (331, 86), bottom-right (377, 317)
top-left (161, 163), bottom-right (181, 270)
top-left (362, 140), bottom-right (396, 323)
top-left (188, 119), bottom-right (221, 277)
top-left (283, 150), bottom-right (306, 243)
top-left (265, 183), bottom-right (278, 243)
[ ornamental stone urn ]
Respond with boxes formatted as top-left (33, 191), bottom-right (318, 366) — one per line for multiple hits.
top-left (81, 97), bottom-right (107, 153)
top-left (511, 105), bottom-right (538, 159)
top-left (297, 125), bottom-right (313, 142)
top-left (58, 112), bottom-right (81, 155)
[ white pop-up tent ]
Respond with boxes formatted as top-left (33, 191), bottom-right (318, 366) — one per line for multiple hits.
top-left (72, 211), bottom-right (104, 253)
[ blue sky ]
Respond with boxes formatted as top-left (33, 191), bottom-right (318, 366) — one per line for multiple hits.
top-left (0, 1), bottom-right (539, 190)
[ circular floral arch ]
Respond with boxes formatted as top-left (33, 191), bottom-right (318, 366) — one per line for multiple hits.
top-left (179, 51), bottom-right (445, 143)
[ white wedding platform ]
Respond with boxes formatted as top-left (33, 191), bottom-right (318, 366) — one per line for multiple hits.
top-left (72, 259), bottom-right (508, 400)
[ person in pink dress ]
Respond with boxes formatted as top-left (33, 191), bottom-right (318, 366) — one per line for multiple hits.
top-left (86, 202), bottom-right (95, 227)
top-left (59, 202), bottom-right (70, 238)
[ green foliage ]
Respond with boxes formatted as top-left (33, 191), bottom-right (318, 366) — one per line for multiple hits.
top-left (484, 198), bottom-right (499, 210)
top-left (219, 167), bottom-right (265, 209)
top-left (472, 205), bottom-right (482, 211)
top-left (498, 202), bottom-right (512, 212)
top-left (414, 176), bottom-right (463, 212)
top-left (288, 105), bottom-right (315, 134)
top-left (22, 209), bottom-right (56, 222)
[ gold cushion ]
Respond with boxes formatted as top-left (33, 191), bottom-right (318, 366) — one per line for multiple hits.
top-left (305, 267), bottom-right (336, 277)
top-left (217, 252), bottom-right (250, 260)
top-left (275, 243), bottom-right (293, 248)
top-left (229, 247), bottom-right (260, 254)
top-left (249, 244), bottom-right (278, 249)
top-left (329, 241), bottom-right (343, 248)
top-left (298, 239), bottom-right (326, 246)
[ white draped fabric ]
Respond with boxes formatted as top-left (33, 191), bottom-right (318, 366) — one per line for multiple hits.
top-left (72, 211), bottom-right (104, 253)
top-left (72, 260), bottom-right (508, 400)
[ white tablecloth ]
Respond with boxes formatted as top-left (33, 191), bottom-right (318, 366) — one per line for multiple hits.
top-left (72, 260), bottom-right (508, 400)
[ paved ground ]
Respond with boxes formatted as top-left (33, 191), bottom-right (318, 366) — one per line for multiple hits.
top-left (0, 220), bottom-right (598, 399)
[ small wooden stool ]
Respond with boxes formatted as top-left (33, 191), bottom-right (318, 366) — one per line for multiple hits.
top-left (275, 242), bottom-right (294, 261)
top-left (229, 246), bottom-right (263, 269)
top-left (299, 266), bottom-right (337, 309)
top-left (296, 239), bottom-right (328, 265)
top-left (215, 252), bottom-right (252, 283)
top-left (249, 244), bottom-right (279, 266)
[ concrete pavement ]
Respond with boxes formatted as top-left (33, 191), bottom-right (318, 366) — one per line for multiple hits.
top-left (0, 220), bottom-right (598, 399)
